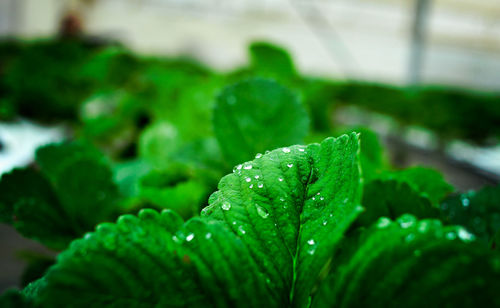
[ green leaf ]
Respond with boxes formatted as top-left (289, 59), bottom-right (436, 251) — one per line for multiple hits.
top-left (202, 133), bottom-right (362, 306)
top-left (0, 142), bottom-right (121, 249)
top-left (138, 121), bottom-right (180, 169)
top-left (357, 180), bottom-right (439, 228)
top-left (378, 167), bottom-right (453, 204)
top-left (0, 289), bottom-right (31, 308)
top-left (138, 167), bottom-right (209, 219)
top-left (441, 185), bottom-right (500, 245)
top-left (214, 78), bottom-right (309, 166)
top-left (249, 42), bottom-right (296, 79)
top-left (313, 215), bottom-right (500, 308)
top-left (36, 209), bottom-right (274, 307)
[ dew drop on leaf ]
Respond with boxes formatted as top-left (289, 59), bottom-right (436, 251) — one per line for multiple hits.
top-left (238, 225), bottom-right (246, 235)
top-left (287, 163), bottom-right (294, 168)
top-left (244, 164), bottom-right (253, 170)
top-left (256, 204), bottom-right (270, 219)
top-left (278, 177), bottom-right (284, 182)
top-left (457, 227), bottom-right (475, 242)
top-left (282, 147), bottom-right (291, 153)
top-left (307, 239), bottom-right (315, 245)
top-left (245, 177), bottom-right (251, 182)
top-left (446, 232), bottom-right (457, 240)
top-left (258, 183), bottom-right (264, 188)
top-left (186, 233), bottom-right (195, 242)
top-left (376, 217), bottom-right (391, 228)
top-left (222, 201), bottom-right (231, 211)
top-left (255, 153), bottom-right (263, 159)
top-left (205, 232), bottom-right (212, 239)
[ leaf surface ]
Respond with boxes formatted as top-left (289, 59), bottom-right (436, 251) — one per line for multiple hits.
top-left (213, 79), bottom-right (309, 166)
top-left (202, 133), bottom-right (362, 306)
top-left (313, 215), bottom-right (500, 307)
top-left (37, 209), bottom-right (273, 308)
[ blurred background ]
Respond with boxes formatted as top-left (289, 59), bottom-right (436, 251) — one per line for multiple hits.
top-left (1, 0), bottom-right (500, 293)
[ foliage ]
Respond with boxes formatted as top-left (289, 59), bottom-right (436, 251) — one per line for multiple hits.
top-left (0, 39), bottom-right (499, 307)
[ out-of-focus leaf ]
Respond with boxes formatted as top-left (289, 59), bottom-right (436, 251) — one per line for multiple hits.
top-left (313, 215), bottom-right (500, 308)
top-left (357, 180), bottom-right (439, 228)
top-left (213, 78), bottom-right (309, 166)
top-left (249, 42), bottom-right (296, 79)
top-left (441, 185), bottom-right (500, 245)
top-left (138, 121), bottom-right (180, 169)
top-left (378, 167), bottom-right (453, 205)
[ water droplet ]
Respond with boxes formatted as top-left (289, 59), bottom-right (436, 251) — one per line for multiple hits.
top-left (418, 221), bottom-right (429, 233)
top-left (320, 197), bottom-right (324, 201)
top-left (282, 148), bottom-right (291, 153)
top-left (446, 232), bottom-right (457, 240)
top-left (307, 239), bottom-right (315, 245)
top-left (312, 197), bottom-right (316, 201)
top-left (376, 217), bottom-right (391, 228)
top-left (84, 233), bottom-right (92, 240)
top-left (222, 201), bottom-right (231, 211)
top-left (462, 198), bottom-right (470, 207)
top-left (205, 233), bottom-right (212, 239)
top-left (405, 233), bottom-right (415, 242)
top-left (343, 198), bottom-right (349, 204)
top-left (238, 225), bottom-right (246, 235)
top-left (322, 221), bottom-right (328, 226)
top-left (278, 177), bottom-right (284, 182)
top-left (279, 197), bottom-right (285, 202)
top-left (299, 148), bottom-right (305, 152)
top-left (258, 183), bottom-right (264, 188)
top-left (254, 175), bottom-right (260, 179)
top-left (457, 227), bottom-right (475, 242)
top-left (172, 235), bottom-right (180, 243)
top-left (186, 233), bottom-right (195, 242)
top-left (236, 164), bottom-right (243, 170)
top-left (316, 192), bottom-right (320, 195)
top-left (255, 153), bottom-right (263, 159)
top-left (287, 163), bottom-right (294, 168)
top-left (249, 184), bottom-right (254, 189)
top-left (244, 164), bottom-right (253, 170)
top-left (265, 150), bottom-right (270, 154)
top-left (256, 205), bottom-right (270, 219)
top-left (232, 221), bottom-right (237, 225)
top-left (398, 215), bottom-right (416, 229)
top-left (245, 177), bottom-right (251, 182)
top-left (307, 248), bottom-right (316, 255)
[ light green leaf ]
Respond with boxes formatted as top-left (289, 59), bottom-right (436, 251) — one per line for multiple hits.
top-left (249, 42), bottom-right (296, 79)
top-left (313, 215), bottom-right (500, 307)
top-left (202, 133), bottom-right (362, 306)
top-left (214, 78), bottom-right (309, 166)
top-left (138, 121), bottom-right (180, 169)
top-left (36, 209), bottom-right (274, 307)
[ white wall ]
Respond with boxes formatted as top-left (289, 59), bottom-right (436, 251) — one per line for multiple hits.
top-left (4, 0), bottom-right (500, 90)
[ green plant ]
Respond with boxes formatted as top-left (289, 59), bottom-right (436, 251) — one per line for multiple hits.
top-left (1, 133), bottom-right (499, 307)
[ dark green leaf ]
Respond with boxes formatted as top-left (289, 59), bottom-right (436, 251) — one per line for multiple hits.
top-left (441, 185), bottom-right (500, 245)
top-left (357, 180), bottom-right (439, 228)
top-left (36, 209), bottom-right (274, 307)
top-left (313, 215), bottom-right (500, 308)
top-left (377, 167), bottom-right (453, 204)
